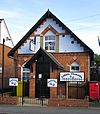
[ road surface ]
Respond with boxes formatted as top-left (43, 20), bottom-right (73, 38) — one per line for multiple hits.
top-left (0, 105), bottom-right (100, 114)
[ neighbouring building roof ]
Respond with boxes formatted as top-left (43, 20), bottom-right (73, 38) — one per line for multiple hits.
top-left (25, 47), bottom-right (63, 70)
top-left (8, 10), bottom-right (94, 58)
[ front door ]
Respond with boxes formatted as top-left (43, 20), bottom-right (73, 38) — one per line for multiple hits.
top-left (35, 56), bottom-right (50, 98)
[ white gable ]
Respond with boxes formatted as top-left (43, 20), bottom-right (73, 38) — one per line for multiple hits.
top-left (18, 36), bottom-right (40, 54)
top-left (59, 35), bottom-right (84, 52)
top-left (34, 18), bottom-right (65, 34)
top-left (18, 17), bottom-right (84, 54)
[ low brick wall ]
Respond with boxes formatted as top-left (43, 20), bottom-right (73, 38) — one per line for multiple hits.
top-left (48, 98), bottom-right (89, 107)
top-left (0, 94), bottom-right (18, 105)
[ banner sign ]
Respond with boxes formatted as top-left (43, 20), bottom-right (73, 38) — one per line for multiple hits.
top-left (9, 78), bottom-right (18, 86)
top-left (60, 72), bottom-right (84, 82)
top-left (47, 79), bottom-right (57, 87)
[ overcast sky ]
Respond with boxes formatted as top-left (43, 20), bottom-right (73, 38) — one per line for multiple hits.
top-left (0, 0), bottom-right (100, 54)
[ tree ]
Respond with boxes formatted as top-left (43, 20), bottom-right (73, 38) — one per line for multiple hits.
top-left (94, 54), bottom-right (100, 65)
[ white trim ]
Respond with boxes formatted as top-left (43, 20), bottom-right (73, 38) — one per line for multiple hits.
top-left (70, 61), bottom-right (80, 72)
top-left (43, 35), bottom-right (56, 52)
top-left (21, 63), bottom-right (30, 81)
top-left (21, 66), bottom-right (23, 81)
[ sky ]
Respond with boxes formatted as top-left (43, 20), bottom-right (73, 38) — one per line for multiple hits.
top-left (0, 0), bottom-right (100, 54)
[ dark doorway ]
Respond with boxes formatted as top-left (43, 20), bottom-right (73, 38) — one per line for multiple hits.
top-left (35, 55), bottom-right (50, 98)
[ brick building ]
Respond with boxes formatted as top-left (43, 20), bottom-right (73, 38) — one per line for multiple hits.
top-left (8, 10), bottom-right (94, 99)
top-left (0, 44), bottom-right (14, 89)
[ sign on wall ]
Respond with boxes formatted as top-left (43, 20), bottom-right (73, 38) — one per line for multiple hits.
top-left (29, 39), bottom-right (35, 52)
top-left (60, 72), bottom-right (84, 82)
top-left (47, 79), bottom-right (57, 87)
top-left (89, 82), bottom-right (100, 100)
top-left (9, 78), bottom-right (18, 86)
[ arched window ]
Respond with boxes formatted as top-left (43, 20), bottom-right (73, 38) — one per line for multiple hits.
top-left (21, 63), bottom-right (30, 81)
top-left (70, 61), bottom-right (80, 72)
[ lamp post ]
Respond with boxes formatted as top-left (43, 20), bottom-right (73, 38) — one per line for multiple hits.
top-left (2, 38), bottom-right (5, 96)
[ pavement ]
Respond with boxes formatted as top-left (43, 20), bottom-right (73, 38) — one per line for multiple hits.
top-left (0, 105), bottom-right (100, 114)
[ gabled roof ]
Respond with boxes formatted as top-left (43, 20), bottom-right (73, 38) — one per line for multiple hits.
top-left (25, 47), bottom-right (63, 70)
top-left (8, 9), bottom-right (93, 57)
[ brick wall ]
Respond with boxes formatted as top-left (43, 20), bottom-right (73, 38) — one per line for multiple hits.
top-left (49, 52), bottom-right (89, 98)
top-left (48, 98), bottom-right (89, 107)
top-left (0, 94), bottom-right (18, 105)
top-left (52, 52), bottom-right (89, 81)
top-left (0, 44), bottom-right (14, 78)
top-left (0, 44), bottom-right (14, 89)
top-left (17, 52), bottom-right (89, 98)
top-left (29, 63), bottom-right (36, 97)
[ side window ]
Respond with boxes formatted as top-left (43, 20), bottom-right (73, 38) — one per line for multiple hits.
top-left (70, 61), bottom-right (80, 72)
top-left (21, 63), bottom-right (30, 81)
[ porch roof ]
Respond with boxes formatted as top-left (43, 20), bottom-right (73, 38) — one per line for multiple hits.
top-left (25, 48), bottom-right (63, 70)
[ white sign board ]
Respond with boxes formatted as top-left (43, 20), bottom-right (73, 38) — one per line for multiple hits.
top-left (9, 78), bottom-right (18, 86)
top-left (47, 79), bottom-right (57, 87)
top-left (30, 40), bottom-right (35, 52)
top-left (38, 74), bottom-right (42, 79)
top-left (60, 72), bottom-right (84, 82)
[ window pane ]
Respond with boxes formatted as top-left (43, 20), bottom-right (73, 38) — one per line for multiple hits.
top-left (45, 36), bottom-right (55, 51)
top-left (76, 66), bottom-right (79, 70)
top-left (49, 36), bottom-right (55, 40)
top-left (71, 66), bottom-right (75, 70)
top-left (45, 46), bottom-right (48, 50)
top-left (50, 46), bottom-right (55, 50)
top-left (23, 67), bottom-right (30, 71)
top-left (23, 72), bottom-right (30, 77)
top-left (45, 42), bottom-right (49, 50)
top-left (71, 66), bottom-right (79, 71)
top-left (52, 42), bottom-right (55, 46)
top-left (23, 72), bottom-right (30, 81)
top-left (45, 36), bottom-right (48, 40)
top-left (45, 42), bottom-right (49, 46)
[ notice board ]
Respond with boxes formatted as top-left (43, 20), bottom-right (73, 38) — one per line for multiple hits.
top-left (89, 82), bottom-right (100, 100)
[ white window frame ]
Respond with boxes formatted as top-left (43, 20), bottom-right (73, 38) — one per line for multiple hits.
top-left (44, 35), bottom-right (56, 52)
top-left (70, 61), bottom-right (80, 72)
top-left (21, 63), bottom-right (30, 81)
top-left (70, 62), bottom-right (81, 84)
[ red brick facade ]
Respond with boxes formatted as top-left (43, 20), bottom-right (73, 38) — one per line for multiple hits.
top-left (0, 44), bottom-right (14, 89)
top-left (0, 44), bottom-right (14, 77)
top-left (8, 10), bottom-right (93, 106)
top-left (48, 98), bottom-right (89, 107)
top-left (52, 52), bottom-right (89, 81)
top-left (0, 94), bottom-right (18, 105)
top-left (18, 52), bottom-right (89, 98)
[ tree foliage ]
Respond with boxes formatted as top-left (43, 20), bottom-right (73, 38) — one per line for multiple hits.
top-left (94, 53), bottom-right (100, 64)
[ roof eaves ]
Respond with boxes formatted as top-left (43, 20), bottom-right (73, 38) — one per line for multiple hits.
top-left (8, 10), bottom-right (93, 58)
top-left (25, 48), bottom-right (64, 70)
top-left (8, 10), bottom-right (51, 57)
